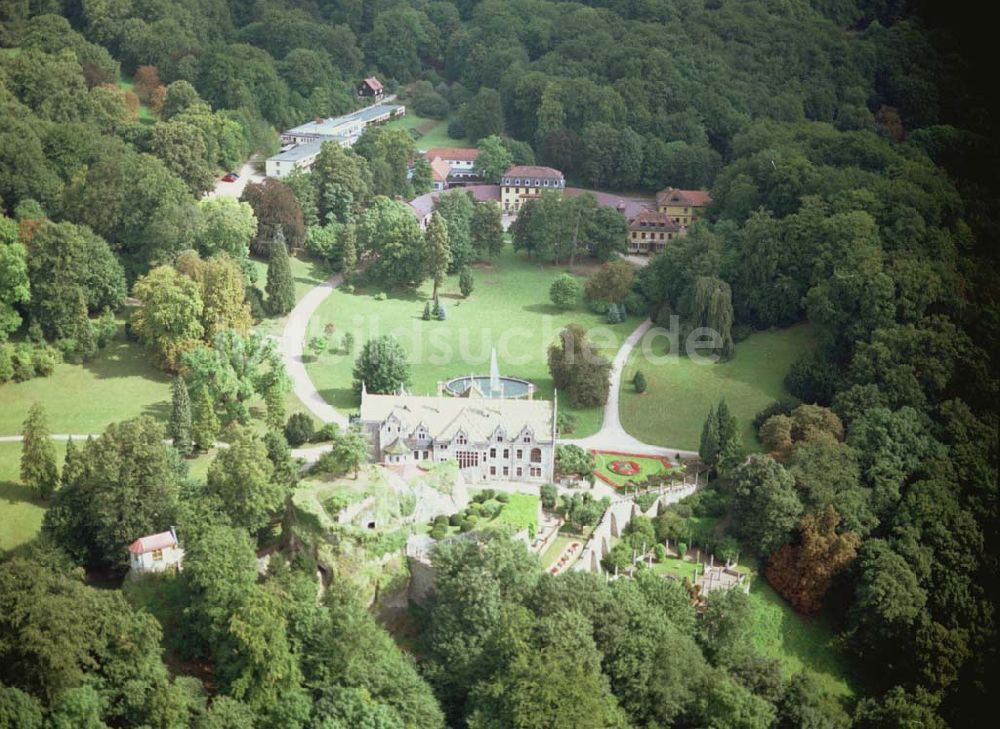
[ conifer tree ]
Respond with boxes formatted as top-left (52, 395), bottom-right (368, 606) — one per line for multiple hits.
top-left (168, 377), bottom-right (193, 455)
top-left (20, 402), bottom-right (58, 499)
top-left (61, 436), bottom-right (82, 490)
top-left (191, 386), bottom-right (220, 451)
top-left (265, 237), bottom-right (295, 316)
top-left (633, 370), bottom-right (647, 394)
top-left (74, 291), bottom-right (97, 362)
top-left (341, 224), bottom-right (357, 284)
top-left (459, 267), bottom-right (474, 298)
top-left (699, 404), bottom-right (720, 465)
top-left (425, 211), bottom-right (451, 301)
top-left (264, 381), bottom-right (286, 430)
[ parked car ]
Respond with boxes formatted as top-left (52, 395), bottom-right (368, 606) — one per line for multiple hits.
top-left (221, 172), bottom-right (239, 182)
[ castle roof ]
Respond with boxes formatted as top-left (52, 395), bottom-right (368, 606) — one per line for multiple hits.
top-left (361, 392), bottom-right (553, 444)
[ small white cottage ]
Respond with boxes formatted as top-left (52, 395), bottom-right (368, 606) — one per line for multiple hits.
top-left (127, 528), bottom-right (184, 577)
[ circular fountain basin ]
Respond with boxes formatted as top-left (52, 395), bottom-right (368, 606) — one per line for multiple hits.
top-left (444, 375), bottom-right (533, 399)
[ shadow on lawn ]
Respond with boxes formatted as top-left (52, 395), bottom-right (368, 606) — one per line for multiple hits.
top-left (319, 387), bottom-right (358, 413)
top-left (522, 303), bottom-right (566, 316)
top-left (82, 338), bottom-right (170, 383)
top-left (0, 480), bottom-right (38, 506)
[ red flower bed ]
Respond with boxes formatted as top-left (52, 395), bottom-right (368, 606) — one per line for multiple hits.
top-left (608, 460), bottom-right (640, 475)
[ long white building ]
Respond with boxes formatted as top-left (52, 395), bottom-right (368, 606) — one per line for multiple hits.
top-left (266, 102), bottom-right (405, 178)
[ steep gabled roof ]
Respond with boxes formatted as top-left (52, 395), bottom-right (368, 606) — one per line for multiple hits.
top-left (429, 156), bottom-right (452, 182)
top-left (655, 187), bottom-right (712, 208)
top-left (361, 392), bottom-right (554, 444)
top-left (628, 209), bottom-right (684, 230)
top-left (361, 76), bottom-right (383, 92)
top-left (128, 530), bottom-right (177, 555)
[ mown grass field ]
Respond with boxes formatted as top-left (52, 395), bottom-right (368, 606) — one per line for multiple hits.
top-left (0, 441), bottom-right (68, 551)
top-left (619, 324), bottom-right (814, 450)
top-left (250, 253), bottom-right (330, 337)
top-left (305, 247), bottom-right (638, 438)
top-left (491, 492), bottom-right (539, 532)
top-left (0, 327), bottom-right (171, 436)
top-left (385, 111), bottom-right (469, 151)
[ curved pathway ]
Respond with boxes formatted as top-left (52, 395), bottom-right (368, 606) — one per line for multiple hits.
top-left (278, 273), bottom-right (349, 427)
top-left (274, 275), bottom-right (695, 459)
top-left (559, 319), bottom-right (699, 459)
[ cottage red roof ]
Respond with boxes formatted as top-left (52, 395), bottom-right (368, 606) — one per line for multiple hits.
top-left (655, 187), bottom-right (712, 208)
top-left (504, 165), bottom-right (564, 179)
top-left (361, 76), bottom-right (383, 93)
top-left (628, 209), bottom-right (684, 231)
top-left (128, 530), bottom-right (177, 555)
top-left (424, 147), bottom-right (479, 163)
top-left (429, 157), bottom-right (451, 182)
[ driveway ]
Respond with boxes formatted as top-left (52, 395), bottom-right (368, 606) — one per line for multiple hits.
top-left (203, 156), bottom-right (265, 200)
top-left (278, 273), bottom-right (350, 427)
top-left (558, 318), bottom-right (698, 459)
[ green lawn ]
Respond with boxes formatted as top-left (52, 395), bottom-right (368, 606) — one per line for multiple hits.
top-left (385, 111), bottom-right (469, 151)
top-left (0, 442), bottom-right (68, 551)
top-left (492, 492), bottom-right (539, 532)
top-left (620, 324), bottom-right (815, 450)
top-left (250, 253), bottom-right (330, 337)
top-left (649, 554), bottom-right (701, 581)
top-left (592, 450), bottom-right (679, 489)
top-left (0, 328), bottom-right (171, 436)
top-left (304, 247), bottom-right (639, 438)
top-left (748, 578), bottom-right (856, 699)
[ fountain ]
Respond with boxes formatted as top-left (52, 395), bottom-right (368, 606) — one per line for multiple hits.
top-left (444, 347), bottom-right (534, 399)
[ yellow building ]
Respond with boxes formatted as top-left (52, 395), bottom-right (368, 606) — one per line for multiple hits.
top-left (627, 210), bottom-right (684, 255)
top-left (655, 187), bottom-right (712, 226)
top-left (500, 165), bottom-right (565, 214)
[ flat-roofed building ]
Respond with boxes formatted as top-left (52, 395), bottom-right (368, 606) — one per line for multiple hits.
top-left (265, 140), bottom-right (323, 179)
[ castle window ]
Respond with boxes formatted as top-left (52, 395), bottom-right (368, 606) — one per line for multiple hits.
top-left (530, 448), bottom-right (542, 463)
top-left (516, 449), bottom-right (523, 460)
top-left (152, 549), bottom-right (163, 561)
top-left (490, 447), bottom-right (496, 458)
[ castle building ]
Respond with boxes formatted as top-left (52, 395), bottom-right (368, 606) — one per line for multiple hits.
top-left (500, 165), bottom-right (565, 214)
top-left (359, 390), bottom-right (557, 483)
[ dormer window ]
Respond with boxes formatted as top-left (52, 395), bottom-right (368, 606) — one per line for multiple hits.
top-left (456, 433), bottom-right (467, 445)
top-left (534, 179), bottom-right (540, 186)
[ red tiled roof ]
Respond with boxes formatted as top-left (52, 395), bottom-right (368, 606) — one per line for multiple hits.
top-left (628, 209), bottom-right (683, 230)
top-left (362, 76), bottom-right (383, 92)
top-left (504, 165), bottom-right (564, 179)
top-left (425, 147), bottom-right (479, 163)
top-left (429, 157), bottom-right (451, 182)
top-left (655, 187), bottom-right (712, 208)
top-left (128, 530), bottom-right (177, 555)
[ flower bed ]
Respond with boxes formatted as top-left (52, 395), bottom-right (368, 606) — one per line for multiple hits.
top-left (591, 450), bottom-right (680, 489)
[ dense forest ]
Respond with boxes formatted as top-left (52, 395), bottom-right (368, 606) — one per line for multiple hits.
top-left (1, 0), bottom-right (997, 727)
